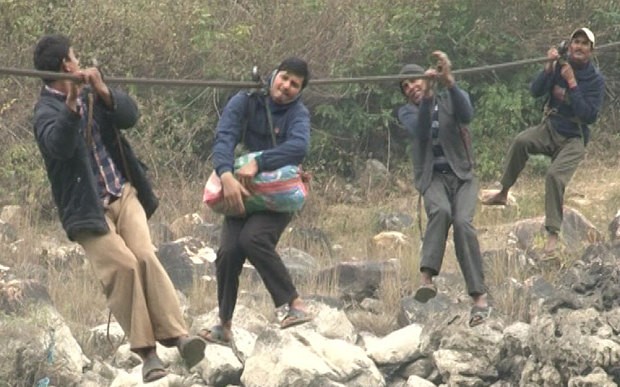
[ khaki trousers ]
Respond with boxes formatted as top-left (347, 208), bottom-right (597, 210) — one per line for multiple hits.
top-left (76, 184), bottom-right (187, 350)
top-left (500, 121), bottom-right (585, 233)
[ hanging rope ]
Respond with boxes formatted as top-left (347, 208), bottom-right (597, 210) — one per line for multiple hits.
top-left (1, 41), bottom-right (619, 88)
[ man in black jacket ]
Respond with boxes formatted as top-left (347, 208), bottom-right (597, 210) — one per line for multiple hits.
top-left (32, 34), bottom-right (204, 383)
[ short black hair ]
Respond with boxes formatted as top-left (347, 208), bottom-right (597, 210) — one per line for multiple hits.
top-left (33, 34), bottom-right (71, 82)
top-left (277, 57), bottom-right (310, 89)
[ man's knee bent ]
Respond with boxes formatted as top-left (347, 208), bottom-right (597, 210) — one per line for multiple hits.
top-left (512, 131), bottom-right (534, 151)
top-left (216, 246), bottom-right (245, 267)
top-left (129, 245), bottom-right (162, 272)
top-left (238, 232), bottom-right (273, 254)
top-left (106, 258), bottom-right (139, 286)
top-left (545, 168), bottom-right (567, 188)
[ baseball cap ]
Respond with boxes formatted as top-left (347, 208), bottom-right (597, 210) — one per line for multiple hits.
top-left (570, 27), bottom-right (595, 48)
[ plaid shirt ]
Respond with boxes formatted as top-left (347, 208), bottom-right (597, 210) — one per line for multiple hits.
top-left (82, 110), bottom-right (125, 204)
top-left (45, 86), bottom-right (124, 204)
top-left (80, 97), bottom-right (125, 204)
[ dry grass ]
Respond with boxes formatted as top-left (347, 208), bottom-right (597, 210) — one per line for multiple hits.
top-left (2, 150), bottom-right (619, 344)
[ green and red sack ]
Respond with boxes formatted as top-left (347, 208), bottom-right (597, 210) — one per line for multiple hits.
top-left (203, 152), bottom-right (309, 215)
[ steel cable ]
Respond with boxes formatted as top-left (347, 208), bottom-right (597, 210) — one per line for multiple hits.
top-left (1, 41), bottom-right (619, 88)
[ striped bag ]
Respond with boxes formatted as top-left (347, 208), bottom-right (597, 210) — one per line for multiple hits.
top-left (203, 152), bottom-right (309, 216)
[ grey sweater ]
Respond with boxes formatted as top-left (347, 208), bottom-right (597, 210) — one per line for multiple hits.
top-left (398, 85), bottom-right (475, 193)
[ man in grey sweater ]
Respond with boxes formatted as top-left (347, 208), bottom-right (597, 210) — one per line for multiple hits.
top-left (397, 51), bottom-right (490, 327)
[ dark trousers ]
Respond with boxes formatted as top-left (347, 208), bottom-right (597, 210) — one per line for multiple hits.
top-left (421, 172), bottom-right (486, 296)
top-left (216, 211), bottom-right (298, 322)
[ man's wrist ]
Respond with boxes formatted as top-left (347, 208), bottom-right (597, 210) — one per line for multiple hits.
top-left (66, 101), bottom-right (79, 115)
top-left (253, 155), bottom-right (262, 172)
top-left (218, 169), bottom-right (233, 178)
top-left (444, 76), bottom-right (455, 88)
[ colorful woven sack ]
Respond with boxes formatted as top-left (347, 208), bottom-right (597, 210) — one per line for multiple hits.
top-left (203, 152), bottom-right (308, 215)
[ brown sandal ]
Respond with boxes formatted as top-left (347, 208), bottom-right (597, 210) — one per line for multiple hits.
top-left (177, 336), bottom-right (206, 369)
top-left (480, 191), bottom-right (508, 206)
top-left (142, 353), bottom-right (168, 383)
top-left (469, 305), bottom-right (492, 327)
top-left (414, 283), bottom-right (437, 303)
top-left (280, 308), bottom-right (313, 329)
top-left (198, 325), bottom-right (232, 347)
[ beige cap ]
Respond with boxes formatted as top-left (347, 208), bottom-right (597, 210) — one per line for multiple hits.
top-left (571, 27), bottom-right (595, 48)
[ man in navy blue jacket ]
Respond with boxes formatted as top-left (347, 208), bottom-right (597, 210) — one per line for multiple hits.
top-left (482, 28), bottom-right (605, 254)
top-left (201, 58), bottom-right (312, 345)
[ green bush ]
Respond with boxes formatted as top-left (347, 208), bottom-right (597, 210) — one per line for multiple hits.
top-left (0, 0), bottom-right (619, 191)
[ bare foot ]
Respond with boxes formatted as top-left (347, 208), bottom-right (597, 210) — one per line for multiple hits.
top-left (481, 190), bottom-right (508, 206)
top-left (472, 293), bottom-right (488, 308)
top-left (544, 232), bottom-right (559, 255)
top-left (289, 297), bottom-right (307, 313)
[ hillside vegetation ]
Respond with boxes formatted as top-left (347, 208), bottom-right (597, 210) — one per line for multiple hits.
top-left (1, 1), bottom-right (620, 211)
top-left (1, 0), bottom-right (620, 357)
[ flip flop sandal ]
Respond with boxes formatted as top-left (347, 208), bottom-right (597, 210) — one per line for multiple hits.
top-left (280, 308), bottom-right (313, 329)
top-left (198, 325), bottom-right (232, 347)
top-left (469, 305), bottom-right (492, 327)
top-left (142, 353), bottom-right (168, 383)
top-left (177, 335), bottom-right (206, 369)
top-left (480, 193), bottom-right (507, 206)
top-left (414, 283), bottom-right (437, 303)
top-left (541, 250), bottom-right (559, 262)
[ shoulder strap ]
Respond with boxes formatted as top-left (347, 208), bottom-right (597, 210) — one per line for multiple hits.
top-left (263, 94), bottom-right (276, 147)
top-left (542, 66), bottom-right (586, 142)
top-left (240, 90), bottom-right (276, 148)
top-left (443, 90), bottom-right (474, 169)
top-left (240, 91), bottom-right (252, 146)
top-left (457, 123), bottom-right (474, 169)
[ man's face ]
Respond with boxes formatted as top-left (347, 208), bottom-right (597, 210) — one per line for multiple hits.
top-left (401, 78), bottom-right (426, 105)
top-left (569, 33), bottom-right (593, 65)
top-left (62, 47), bottom-right (80, 73)
top-left (270, 70), bottom-right (304, 104)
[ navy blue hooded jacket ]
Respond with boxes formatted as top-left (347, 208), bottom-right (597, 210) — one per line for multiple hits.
top-left (530, 60), bottom-right (605, 144)
top-left (212, 74), bottom-right (310, 176)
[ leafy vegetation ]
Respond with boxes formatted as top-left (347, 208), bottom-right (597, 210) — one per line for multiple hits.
top-left (1, 0), bottom-right (620, 343)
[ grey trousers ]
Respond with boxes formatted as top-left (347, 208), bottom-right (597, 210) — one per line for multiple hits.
top-left (500, 121), bottom-right (585, 233)
top-left (421, 172), bottom-right (486, 296)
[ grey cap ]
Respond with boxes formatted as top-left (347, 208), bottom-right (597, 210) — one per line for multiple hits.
top-left (399, 63), bottom-right (425, 75)
top-left (399, 64), bottom-right (425, 94)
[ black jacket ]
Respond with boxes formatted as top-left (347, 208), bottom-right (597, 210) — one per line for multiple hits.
top-left (33, 86), bottom-right (158, 240)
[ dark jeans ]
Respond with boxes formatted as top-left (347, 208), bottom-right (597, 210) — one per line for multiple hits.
top-left (216, 211), bottom-right (298, 322)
